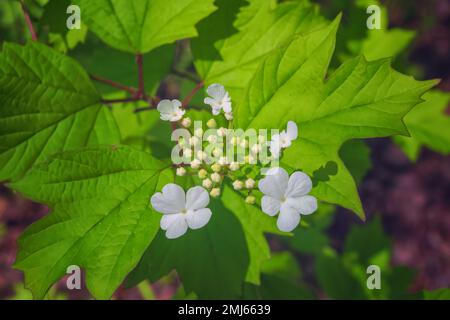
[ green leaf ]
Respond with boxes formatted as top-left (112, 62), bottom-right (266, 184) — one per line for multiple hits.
top-left (221, 185), bottom-right (280, 284)
top-left (339, 140), bottom-right (372, 185)
top-left (394, 91), bottom-right (450, 161)
top-left (344, 216), bottom-right (390, 265)
top-left (243, 252), bottom-right (315, 300)
top-left (0, 42), bottom-right (120, 182)
top-left (73, 0), bottom-right (217, 54)
top-left (11, 145), bottom-right (171, 299)
top-left (126, 196), bottom-right (251, 299)
top-left (235, 18), bottom-right (437, 218)
top-left (423, 288), bottom-right (450, 300)
top-left (192, 0), bottom-right (327, 105)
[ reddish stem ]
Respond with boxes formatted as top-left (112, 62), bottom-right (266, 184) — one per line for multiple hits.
top-left (20, 0), bottom-right (37, 41)
top-left (90, 74), bottom-right (138, 95)
top-left (101, 98), bottom-right (141, 104)
top-left (182, 81), bottom-right (204, 108)
top-left (135, 54), bottom-right (145, 99)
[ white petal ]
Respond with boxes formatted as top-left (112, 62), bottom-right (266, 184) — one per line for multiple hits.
top-left (285, 171), bottom-right (313, 197)
top-left (287, 195), bottom-right (317, 215)
top-left (261, 196), bottom-right (281, 216)
top-left (151, 184), bottom-right (186, 214)
top-left (186, 186), bottom-right (209, 210)
top-left (258, 167), bottom-right (289, 199)
top-left (211, 106), bottom-right (222, 115)
top-left (207, 83), bottom-right (225, 100)
top-left (160, 213), bottom-right (184, 230)
top-left (287, 121), bottom-right (298, 141)
top-left (165, 216), bottom-right (188, 239)
top-left (172, 99), bottom-right (182, 109)
top-left (277, 203), bottom-right (301, 232)
top-left (222, 100), bottom-right (232, 113)
top-left (157, 99), bottom-right (174, 114)
top-left (186, 208), bottom-right (212, 229)
top-left (204, 97), bottom-right (217, 106)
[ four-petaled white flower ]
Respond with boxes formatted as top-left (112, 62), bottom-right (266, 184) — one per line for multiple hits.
top-left (204, 84), bottom-right (232, 116)
top-left (157, 99), bottom-right (185, 122)
top-left (151, 184), bottom-right (212, 239)
top-left (269, 121), bottom-right (298, 158)
top-left (258, 167), bottom-right (317, 232)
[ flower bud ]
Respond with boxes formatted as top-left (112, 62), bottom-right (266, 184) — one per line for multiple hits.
top-left (225, 112), bottom-right (233, 120)
top-left (189, 136), bottom-right (200, 147)
top-left (217, 127), bottom-right (227, 137)
top-left (194, 128), bottom-right (204, 137)
top-left (183, 148), bottom-right (193, 158)
top-left (211, 163), bottom-right (221, 173)
top-left (181, 117), bottom-right (192, 128)
top-left (229, 162), bottom-right (239, 171)
top-left (218, 156), bottom-right (228, 166)
top-left (207, 135), bottom-right (218, 144)
top-left (233, 180), bottom-right (243, 191)
top-left (245, 195), bottom-right (256, 204)
top-left (212, 148), bottom-right (222, 158)
top-left (207, 118), bottom-right (217, 128)
top-left (211, 172), bottom-right (221, 183)
top-left (197, 150), bottom-right (207, 161)
top-left (198, 169), bottom-right (208, 179)
top-left (210, 188), bottom-right (221, 198)
top-left (190, 159), bottom-right (201, 169)
top-left (202, 178), bottom-right (212, 189)
top-left (176, 167), bottom-right (186, 176)
top-left (245, 178), bottom-right (255, 189)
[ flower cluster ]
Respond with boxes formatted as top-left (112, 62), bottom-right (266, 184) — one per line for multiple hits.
top-left (151, 84), bottom-right (317, 239)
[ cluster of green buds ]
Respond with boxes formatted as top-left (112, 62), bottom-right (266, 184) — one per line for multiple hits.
top-left (172, 116), bottom-right (276, 203)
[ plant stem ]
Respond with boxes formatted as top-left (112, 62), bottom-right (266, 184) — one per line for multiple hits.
top-left (101, 97), bottom-right (141, 104)
top-left (135, 54), bottom-right (145, 99)
top-left (20, 0), bottom-right (37, 41)
top-left (90, 74), bottom-right (138, 95)
top-left (182, 81), bottom-right (204, 108)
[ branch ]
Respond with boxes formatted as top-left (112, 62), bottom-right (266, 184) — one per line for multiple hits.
top-left (20, 0), bottom-right (37, 41)
top-left (134, 54), bottom-right (145, 99)
top-left (90, 74), bottom-right (138, 95)
top-left (182, 81), bottom-right (204, 108)
top-left (101, 97), bottom-right (141, 104)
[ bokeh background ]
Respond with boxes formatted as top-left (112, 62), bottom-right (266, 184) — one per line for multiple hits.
top-left (0, 0), bottom-right (449, 299)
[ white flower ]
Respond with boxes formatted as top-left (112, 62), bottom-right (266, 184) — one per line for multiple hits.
top-left (258, 167), bottom-right (317, 232)
top-left (212, 148), bottom-right (222, 158)
top-left (157, 99), bottom-right (185, 122)
top-left (183, 148), bottom-right (193, 159)
top-left (176, 167), bottom-right (186, 176)
top-left (211, 163), bottom-right (221, 173)
top-left (245, 178), bottom-right (255, 189)
top-left (269, 121), bottom-right (298, 157)
top-left (202, 178), bottom-right (212, 189)
top-left (204, 84), bottom-right (232, 116)
top-left (151, 184), bottom-right (212, 239)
